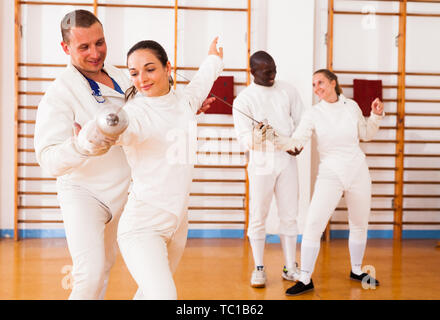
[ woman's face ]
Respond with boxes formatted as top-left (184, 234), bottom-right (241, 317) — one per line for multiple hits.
top-left (128, 49), bottom-right (171, 97)
top-left (312, 72), bottom-right (337, 102)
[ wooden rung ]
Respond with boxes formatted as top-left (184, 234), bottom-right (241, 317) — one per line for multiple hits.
top-left (18, 91), bottom-right (44, 96)
top-left (405, 113), bottom-right (440, 117)
top-left (372, 194), bottom-right (394, 198)
top-left (332, 70), bottom-right (398, 75)
top-left (404, 167), bottom-right (440, 171)
top-left (380, 126), bottom-right (397, 130)
top-left (177, 66), bottom-right (247, 72)
top-left (335, 208), bottom-right (394, 211)
top-left (404, 181), bottom-right (440, 185)
top-left (405, 140), bottom-right (440, 144)
top-left (406, 71), bottom-right (440, 76)
top-left (372, 181), bottom-right (396, 184)
top-left (19, 77), bottom-right (54, 81)
top-left (403, 194), bottom-right (440, 198)
top-left (197, 137), bottom-right (236, 141)
top-left (18, 205), bottom-right (60, 209)
top-left (342, 84), bottom-right (440, 90)
top-left (18, 134), bottom-right (34, 138)
top-left (406, 99), bottom-right (440, 103)
top-left (18, 163), bottom-right (39, 166)
top-left (366, 153), bottom-right (397, 157)
top-left (334, 10), bottom-right (399, 16)
top-left (330, 221), bottom-right (395, 225)
top-left (404, 154), bottom-right (440, 158)
top-left (176, 80), bottom-right (246, 86)
top-left (18, 177), bottom-right (56, 181)
top-left (194, 165), bottom-right (246, 169)
top-left (18, 120), bottom-right (36, 124)
top-left (402, 221), bottom-right (440, 225)
top-left (196, 151), bottom-right (245, 155)
top-left (189, 193), bottom-right (245, 197)
top-left (18, 191), bottom-right (57, 195)
top-left (403, 208), bottom-right (440, 211)
top-left (192, 179), bottom-right (245, 183)
top-left (18, 149), bottom-right (35, 153)
top-left (188, 221), bottom-right (244, 224)
top-left (197, 123), bottom-right (234, 127)
top-left (367, 140), bottom-right (397, 143)
top-left (369, 167), bottom-right (397, 171)
top-left (405, 127), bottom-right (440, 130)
top-left (19, 62), bottom-right (66, 67)
top-left (17, 220), bottom-right (63, 224)
top-left (18, 105), bottom-right (38, 109)
top-left (188, 206), bottom-right (245, 210)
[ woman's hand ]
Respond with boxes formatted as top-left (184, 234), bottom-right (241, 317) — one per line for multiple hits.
top-left (196, 96), bottom-right (216, 115)
top-left (208, 36), bottom-right (223, 59)
top-left (371, 97), bottom-right (384, 115)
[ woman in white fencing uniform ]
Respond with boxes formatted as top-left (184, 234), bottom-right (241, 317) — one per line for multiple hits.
top-left (233, 51), bottom-right (304, 288)
top-left (111, 38), bottom-right (223, 299)
top-left (34, 10), bottom-right (132, 299)
top-left (276, 69), bottom-right (384, 296)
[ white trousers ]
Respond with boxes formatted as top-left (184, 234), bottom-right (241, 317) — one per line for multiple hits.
top-left (247, 153), bottom-right (299, 240)
top-left (117, 195), bottom-right (188, 300)
top-left (58, 185), bottom-right (127, 300)
top-left (302, 161), bottom-right (372, 243)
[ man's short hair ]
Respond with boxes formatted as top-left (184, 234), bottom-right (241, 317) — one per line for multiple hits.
top-left (250, 51), bottom-right (275, 70)
top-left (60, 10), bottom-right (102, 43)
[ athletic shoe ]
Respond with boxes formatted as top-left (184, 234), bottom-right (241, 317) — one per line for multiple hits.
top-left (250, 267), bottom-right (267, 288)
top-left (282, 264), bottom-right (300, 281)
top-left (285, 279), bottom-right (314, 296)
top-left (350, 271), bottom-right (380, 286)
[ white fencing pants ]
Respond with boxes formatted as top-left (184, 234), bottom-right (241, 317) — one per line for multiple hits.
top-left (58, 187), bottom-right (125, 300)
top-left (299, 162), bottom-right (372, 282)
top-left (247, 155), bottom-right (299, 240)
top-left (302, 162), bottom-right (372, 242)
top-left (117, 196), bottom-right (188, 300)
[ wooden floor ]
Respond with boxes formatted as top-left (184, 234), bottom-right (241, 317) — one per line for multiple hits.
top-left (0, 238), bottom-right (439, 300)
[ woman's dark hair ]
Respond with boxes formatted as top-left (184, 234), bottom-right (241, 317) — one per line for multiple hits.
top-left (313, 69), bottom-right (343, 96)
top-left (125, 40), bottom-right (173, 101)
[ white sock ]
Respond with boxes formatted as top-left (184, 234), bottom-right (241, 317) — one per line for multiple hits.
top-left (349, 239), bottom-right (366, 276)
top-left (249, 238), bottom-right (265, 268)
top-left (298, 239), bottom-right (321, 285)
top-left (279, 234), bottom-right (297, 270)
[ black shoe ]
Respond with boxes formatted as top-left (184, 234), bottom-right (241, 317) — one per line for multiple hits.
top-left (350, 271), bottom-right (380, 286)
top-left (285, 279), bottom-right (314, 296)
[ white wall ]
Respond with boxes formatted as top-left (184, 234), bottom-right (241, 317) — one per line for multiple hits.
top-left (0, 0), bottom-right (16, 233)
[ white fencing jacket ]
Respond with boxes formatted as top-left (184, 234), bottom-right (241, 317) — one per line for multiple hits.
top-left (34, 63), bottom-right (132, 213)
top-left (233, 80), bottom-right (305, 169)
top-left (117, 55), bottom-right (224, 218)
top-left (291, 94), bottom-right (384, 188)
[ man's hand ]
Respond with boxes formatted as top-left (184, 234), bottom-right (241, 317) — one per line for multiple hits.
top-left (73, 120), bottom-right (116, 156)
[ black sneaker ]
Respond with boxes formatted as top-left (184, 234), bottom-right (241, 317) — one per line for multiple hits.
top-left (285, 279), bottom-right (314, 296)
top-left (350, 271), bottom-right (380, 286)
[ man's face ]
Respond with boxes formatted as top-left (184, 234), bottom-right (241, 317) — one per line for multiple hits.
top-left (61, 22), bottom-right (107, 75)
top-left (252, 60), bottom-right (277, 87)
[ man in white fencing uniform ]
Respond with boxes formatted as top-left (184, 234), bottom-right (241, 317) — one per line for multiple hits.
top-left (233, 51), bottom-right (304, 288)
top-left (34, 10), bottom-right (132, 299)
